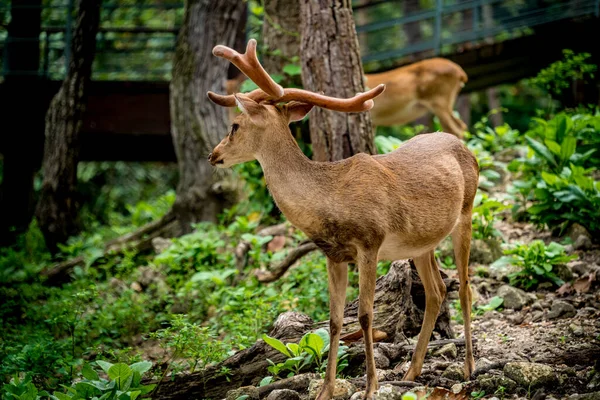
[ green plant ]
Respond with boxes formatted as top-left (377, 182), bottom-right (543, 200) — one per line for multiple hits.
top-left (528, 49), bottom-right (597, 101)
top-left (491, 241), bottom-right (577, 290)
top-left (50, 361), bottom-right (155, 400)
top-left (1, 373), bottom-right (50, 400)
top-left (471, 389), bottom-right (486, 399)
top-left (262, 329), bottom-right (348, 379)
top-left (471, 192), bottom-right (509, 241)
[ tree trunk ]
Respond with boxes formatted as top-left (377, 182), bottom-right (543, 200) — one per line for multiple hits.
top-left (0, 0), bottom-right (45, 246)
top-left (262, 0), bottom-right (301, 76)
top-left (35, 0), bottom-right (101, 252)
top-left (486, 87), bottom-right (504, 127)
top-left (170, 0), bottom-right (245, 233)
top-left (153, 260), bottom-right (455, 399)
top-left (299, 0), bottom-right (375, 162)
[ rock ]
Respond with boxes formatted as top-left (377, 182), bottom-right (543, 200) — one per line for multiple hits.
top-left (475, 357), bottom-right (495, 371)
top-left (151, 237), bottom-right (172, 254)
top-left (476, 373), bottom-right (518, 393)
top-left (568, 261), bottom-right (591, 276)
top-left (266, 389), bottom-right (301, 400)
top-left (374, 348), bottom-right (390, 369)
top-left (503, 362), bottom-right (555, 389)
top-left (532, 302), bottom-right (544, 311)
top-left (442, 363), bottom-right (465, 381)
top-left (567, 223), bottom-right (591, 242)
top-left (569, 323), bottom-right (584, 337)
top-left (434, 343), bottom-right (458, 359)
top-left (574, 235), bottom-right (593, 250)
top-left (569, 393), bottom-right (600, 400)
top-left (547, 301), bottom-right (577, 319)
top-left (308, 379), bottom-right (356, 400)
top-left (532, 311), bottom-right (544, 322)
top-left (554, 263), bottom-right (574, 282)
top-left (451, 383), bottom-right (464, 394)
top-left (507, 313), bottom-right (525, 325)
top-left (226, 386), bottom-right (259, 400)
top-left (538, 282), bottom-right (554, 290)
top-left (497, 285), bottom-right (532, 310)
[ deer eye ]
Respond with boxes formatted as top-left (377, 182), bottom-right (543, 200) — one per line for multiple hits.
top-left (229, 123), bottom-right (239, 137)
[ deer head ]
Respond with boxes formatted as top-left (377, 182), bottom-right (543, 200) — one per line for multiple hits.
top-left (206, 39), bottom-right (385, 168)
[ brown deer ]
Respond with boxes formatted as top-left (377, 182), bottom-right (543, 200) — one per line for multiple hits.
top-left (225, 58), bottom-right (469, 138)
top-left (366, 58), bottom-right (468, 138)
top-left (207, 39), bottom-right (478, 400)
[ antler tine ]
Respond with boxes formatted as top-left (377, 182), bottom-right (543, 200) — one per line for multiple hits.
top-left (212, 39), bottom-right (284, 98)
top-left (207, 84), bottom-right (386, 113)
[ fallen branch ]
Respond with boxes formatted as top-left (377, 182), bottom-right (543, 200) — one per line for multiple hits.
top-left (255, 241), bottom-right (319, 282)
top-left (234, 223), bottom-right (288, 281)
top-left (41, 211), bottom-right (179, 285)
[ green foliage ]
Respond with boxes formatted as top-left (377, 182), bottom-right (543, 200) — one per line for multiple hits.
top-left (374, 136), bottom-right (404, 154)
top-left (467, 112), bottom-right (522, 154)
top-left (49, 361), bottom-right (155, 400)
top-left (149, 315), bottom-right (228, 374)
top-left (1, 374), bottom-right (50, 400)
top-left (471, 193), bottom-right (509, 241)
top-left (262, 329), bottom-right (348, 379)
top-left (491, 241), bottom-right (577, 290)
top-left (453, 296), bottom-right (504, 324)
top-left (528, 49), bottom-right (597, 100)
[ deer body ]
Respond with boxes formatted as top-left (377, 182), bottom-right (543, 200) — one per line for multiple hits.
top-left (365, 58), bottom-right (468, 136)
top-left (207, 40), bottom-right (477, 400)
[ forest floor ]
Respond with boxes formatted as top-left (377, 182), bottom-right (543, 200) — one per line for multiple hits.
top-left (215, 220), bottom-right (600, 400)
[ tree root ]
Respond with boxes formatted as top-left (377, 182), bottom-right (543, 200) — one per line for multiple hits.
top-left (254, 241), bottom-right (319, 283)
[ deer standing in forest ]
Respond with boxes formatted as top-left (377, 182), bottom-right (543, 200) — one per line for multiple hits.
top-left (226, 58), bottom-right (468, 138)
top-left (207, 39), bottom-right (478, 400)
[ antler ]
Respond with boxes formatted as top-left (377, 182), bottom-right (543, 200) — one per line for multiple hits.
top-left (213, 39), bottom-right (284, 98)
top-left (208, 39), bottom-right (386, 113)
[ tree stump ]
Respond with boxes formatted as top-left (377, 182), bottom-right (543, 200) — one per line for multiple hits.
top-left (153, 260), bottom-right (456, 399)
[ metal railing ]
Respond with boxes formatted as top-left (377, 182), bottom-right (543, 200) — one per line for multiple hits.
top-left (1, 0), bottom-right (598, 80)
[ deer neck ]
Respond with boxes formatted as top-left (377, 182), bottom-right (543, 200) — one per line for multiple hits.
top-left (255, 127), bottom-right (326, 222)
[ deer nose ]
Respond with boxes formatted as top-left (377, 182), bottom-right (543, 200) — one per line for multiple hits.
top-left (207, 152), bottom-right (213, 161)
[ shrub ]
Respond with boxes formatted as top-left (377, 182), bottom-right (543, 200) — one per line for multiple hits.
top-left (491, 241), bottom-right (577, 290)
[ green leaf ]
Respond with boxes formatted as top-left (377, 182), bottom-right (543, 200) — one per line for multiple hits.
top-left (286, 343), bottom-right (300, 357)
top-left (299, 332), bottom-right (325, 358)
top-left (541, 172), bottom-right (559, 185)
top-left (525, 136), bottom-right (557, 167)
top-left (544, 139), bottom-right (561, 156)
top-left (235, 396), bottom-right (249, 400)
top-left (555, 114), bottom-right (569, 143)
top-left (259, 376), bottom-right (273, 387)
top-left (129, 361), bottom-right (152, 376)
top-left (487, 296), bottom-right (504, 310)
top-left (52, 393), bottom-right (72, 400)
top-left (282, 63), bottom-right (302, 76)
top-left (108, 363), bottom-right (133, 390)
top-left (82, 363), bottom-right (99, 381)
top-left (96, 360), bottom-right (113, 374)
top-left (262, 334), bottom-right (291, 357)
top-left (560, 136), bottom-right (576, 162)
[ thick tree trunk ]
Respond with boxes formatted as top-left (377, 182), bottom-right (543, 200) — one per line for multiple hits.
top-left (299, 0), bottom-right (375, 162)
top-left (153, 260), bottom-right (455, 399)
top-left (170, 0), bottom-right (245, 233)
top-left (0, 0), bottom-right (45, 246)
top-left (35, 0), bottom-right (101, 252)
top-left (262, 0), bottom-right (301, 75)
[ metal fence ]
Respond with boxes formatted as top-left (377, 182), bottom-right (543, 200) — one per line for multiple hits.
top-left (1, 0), bottom-right (599, 80)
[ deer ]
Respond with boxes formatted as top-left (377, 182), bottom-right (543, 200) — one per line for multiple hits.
top-left (366, 58), bottom-right (468, 138)
top-left (225, 58), bottom-right (468, 138)
top-left (207, 39), bottom-right (478, 400)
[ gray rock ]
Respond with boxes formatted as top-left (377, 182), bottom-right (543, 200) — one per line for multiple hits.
top-left (569, 393), bottom-right (600, 400)
top-left (308, 379), bottom-right (356, 400)
top-left (476, 373), bottom-right (518, 393)
top-left (151, 237), bottom-right (172, 254)
top-left (574, 234), bottom-right (593, 250)
top-left (568, 260), bottom-right (591, 276)
top-left (503, 362), bottom-right (555, 389)
top-left (374, 348), bottom-right (390, 369)
top-left (567, 223), bottom-right (591, 242)
top-left (547, 301), bottom-right (577, 319)
top-left (554, 263), bottom-right (574, 282)
top-left (470, 239), bottom-right (503, 265)
top-left (226, 386), bottom-right (259, 400)
top-left (442, 363), bottom-right (465, 381)
top-left (569, 323), bottom-right (584, 337)
top-left (450, 383), bottom-right (464, 394)
top-left (532, 311), bottom-right (544, 323)
top-left (267, 389), bottom-right (301, 400)
top-left (475, 357), bottom-right (495, 371)
top-left (434, 343), bottom-right (458, 359)
top-left (531, 301), bottom-right (544, 311)
top-left (497, 285), bottom-right (532, 310)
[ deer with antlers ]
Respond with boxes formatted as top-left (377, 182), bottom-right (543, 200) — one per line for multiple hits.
top-left (207, 39), bottom-right (478, 400)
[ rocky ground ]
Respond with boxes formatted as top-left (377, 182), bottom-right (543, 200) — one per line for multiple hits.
top-left (222, 222), bottom-right (600, 400)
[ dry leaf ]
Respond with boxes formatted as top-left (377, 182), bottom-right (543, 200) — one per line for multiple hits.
top-left (267, 235), bottom-right (286, 252)
top-left (573, 271), bottom-right (596, 293)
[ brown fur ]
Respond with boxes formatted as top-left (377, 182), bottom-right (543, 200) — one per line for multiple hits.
top-left (365, 58), bottom-right (468, 137)
top-left (209, 95), bottom-right (479, 400)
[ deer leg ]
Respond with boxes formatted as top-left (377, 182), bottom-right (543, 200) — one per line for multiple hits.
top-left (403, 250), bottom-right (446, 381)
top-left (357, 251), bottom-right (379, 399)
top-left (316, 258), bottom-right (348, 400)
top-left (425, 101), bottom-right (465, 138)
top-left (451, 213), bottom-right (475, 378)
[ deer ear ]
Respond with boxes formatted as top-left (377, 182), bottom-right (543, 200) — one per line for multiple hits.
top-left (234, 94), bottom-right (265, 122)
top-left (284, 101), bottom-right (313, 123)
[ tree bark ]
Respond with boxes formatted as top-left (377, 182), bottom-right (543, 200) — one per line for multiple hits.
top-left (35, 0), bottom-right (101, 252)
top-left (153, 260), bottom-right (455, 399)
top-left (170, 0), bottom-right (245, 233)
top-left (299, 0), bottom-right (375, 162)
top-left (0, 0), bottom-right (45, 246)
top-left (262, 0), bottom-right (301, 75)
